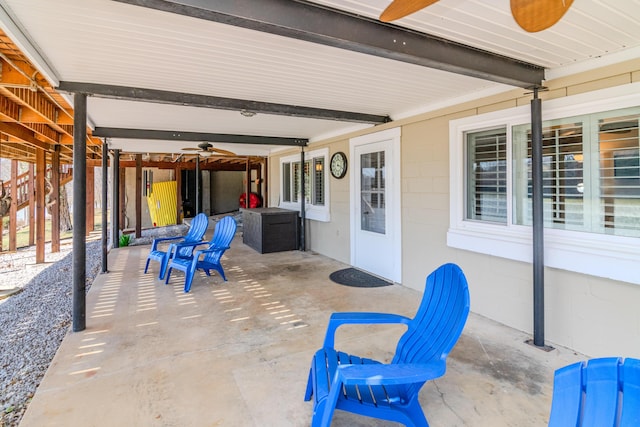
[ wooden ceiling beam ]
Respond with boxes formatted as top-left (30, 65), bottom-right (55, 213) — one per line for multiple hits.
top-left (2, 87), bottom-right (57, 123)
top-left (0, 121), bottom-right (53, 151)
top-left (0, 87), bottom-right (80, 143)
top-left (53, 110), bottom-right (74, 125)
top-left (0, 95), bottom-right (70, 146)
top-left (17, 114), bottom-right (97, 148)
top-left (25, 122), bottom-right (61, 144)
top-left (1, 135), bottom-right (70, 164)
top-left (0, 59), bottom-right (32, 86)
top-left (58, 124), bottom-right (73, 135)
top-left (19, 107), bottom-right (74, 125)
top-left (59, 134), bottom-right (72, 144)
top-left (55, 132), bottom-right (101, 147)
top-left (2, 142), bottom-right (34, 161)
top-left (0, 95), bottom-right (20, 121)
top-left (0, 87), bottom-right (76, 144)
top-left (18, 108), bottom-right (57, 123)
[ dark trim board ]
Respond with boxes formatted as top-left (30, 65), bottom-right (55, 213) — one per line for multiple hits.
top-left (58, 82), bottom-right (390, 124)
top-left (92, 127), bottom-right (308, 147)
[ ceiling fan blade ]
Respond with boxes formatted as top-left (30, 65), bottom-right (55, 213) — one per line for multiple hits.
top-left (209, 147), bottom-right (237, 156)
top-left (380, 0), bottom-right (439, 22)
top-left (511, 0), bottom-right (574, 32)
top-left (182, 147), bottom-right (199, 151)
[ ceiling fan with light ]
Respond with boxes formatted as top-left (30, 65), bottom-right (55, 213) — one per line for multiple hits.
top-left (182, 141), bottom-right (237, 157)
top-left (379, 0), bottom-right (574, 33)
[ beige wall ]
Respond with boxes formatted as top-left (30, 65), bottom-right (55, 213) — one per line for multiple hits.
top-left (269, 58), bottom-right (640, 357)
top-left (269, 141), bottom-right (352, 263)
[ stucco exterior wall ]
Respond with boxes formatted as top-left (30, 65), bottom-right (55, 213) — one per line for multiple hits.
top-left (269, 58), bottom-right (640, 357)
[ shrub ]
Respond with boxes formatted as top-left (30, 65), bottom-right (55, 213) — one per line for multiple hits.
top-left (119, 233), bottom-right (131, 247)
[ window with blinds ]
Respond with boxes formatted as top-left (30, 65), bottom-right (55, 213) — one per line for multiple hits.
top-left (599, 115), bottom-right (640, 236)
top-left (513, 120), bottom-right (585, 231)
top-left (510, 108), bottom-right (640, 237)
top-left (465, 128), bottom-right (507, 223)
top-left (280, 151), bottom-right (327, 215)
top-left (292, 161), bottom-right (301, 203)
top-left (451, 89), bottom-right (640, 283)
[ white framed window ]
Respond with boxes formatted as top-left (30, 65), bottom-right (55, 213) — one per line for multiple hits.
top-left (449, 83), bottom-right (640, 284)
top-left (280, 148), bottom-right (330, 222)
top-left (466, 127), bottom-right (508, 224)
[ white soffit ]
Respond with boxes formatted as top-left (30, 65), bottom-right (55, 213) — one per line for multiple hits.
top-left (2, 0), bottom-right (500, 120)
top-left (312, 0), bottom-right (640, 69)
top-left (87, 98), bottom-right (369, 140)
top-left (2, 0), bottom-right (639, 155)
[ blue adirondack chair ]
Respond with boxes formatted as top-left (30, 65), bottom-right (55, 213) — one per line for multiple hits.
top-left (548, 357), bottom-right (640, 426)
top-left (164, 215), bottom-right (237, 292)
top-left (144, 213), bottom-right (208, 280)
top-left (304, 263), bottom-right (470, 427)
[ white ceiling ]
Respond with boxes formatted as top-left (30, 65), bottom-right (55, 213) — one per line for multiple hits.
top-left (1, 0), bottom-right (639, 155)
top-left (314, 0), bottom-right (640, 68)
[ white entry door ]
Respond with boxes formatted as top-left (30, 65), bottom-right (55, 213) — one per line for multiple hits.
top-left (350, 128), bottom-right (401, 282)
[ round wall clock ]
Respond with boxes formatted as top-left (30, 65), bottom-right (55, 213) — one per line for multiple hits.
top-left (330, 152), bottom-right (348, 179)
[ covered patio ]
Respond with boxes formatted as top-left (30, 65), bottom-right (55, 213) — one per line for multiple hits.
top-left (0, 1), bottom-right (638, 425)
top-left (19, 233), bottom-right (584, 426)
top-left (0, 0), bottom-right (637, 360)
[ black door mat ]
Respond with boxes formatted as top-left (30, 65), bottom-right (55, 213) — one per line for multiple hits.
top-left (329, 268), bottom-right (393, 288)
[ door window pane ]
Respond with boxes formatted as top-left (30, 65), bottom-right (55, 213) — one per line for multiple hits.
top-left (361, 151), bottom-right (385, 233)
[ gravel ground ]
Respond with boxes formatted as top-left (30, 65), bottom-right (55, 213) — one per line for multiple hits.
top-left (0, 224), bottom-right (190, 427)
top-left (0, 240), bottom-right (100, 426)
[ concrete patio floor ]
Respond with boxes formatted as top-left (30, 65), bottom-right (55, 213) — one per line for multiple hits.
top-left (19, 234), bottom-right (586, 426)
